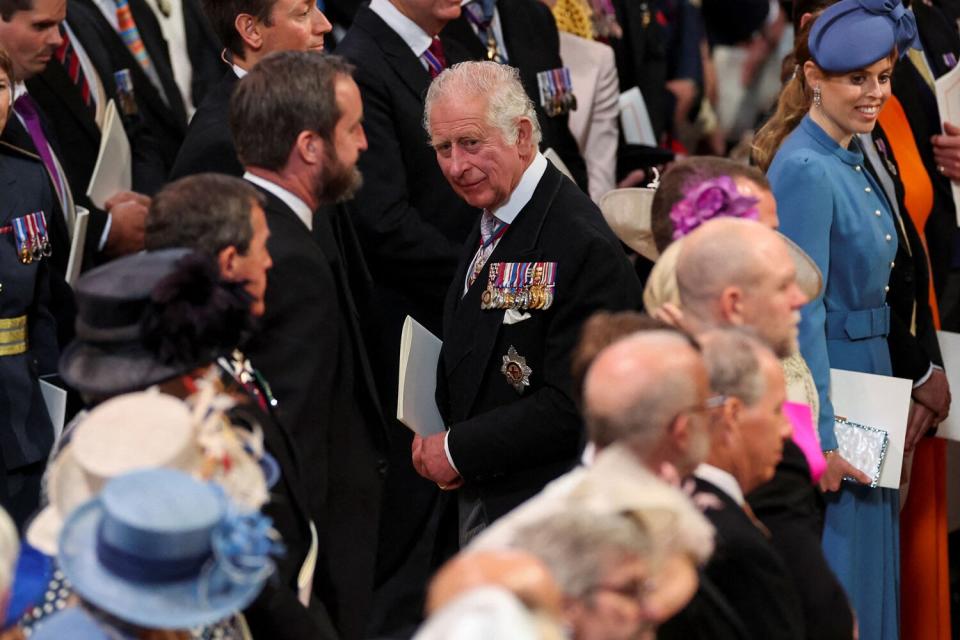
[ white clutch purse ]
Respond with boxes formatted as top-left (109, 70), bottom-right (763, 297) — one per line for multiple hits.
top-left (834, 417), bottom-right (889, 488)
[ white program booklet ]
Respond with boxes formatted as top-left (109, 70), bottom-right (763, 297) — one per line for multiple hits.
top-left (39, 377), bottom-right (67, 443)
top-left (64, 206), bottom-right (89, 286)
top-left (934, 63), bottom-right (960, 225)
top-left (397, 315), bottom-right (445, 437)
top-left (86, 100), bottom-right (132, 209)
top-left (935, 331), bottom-right (960, 442)
top-left (619, 87), bottom-right (657, 146)
top-left (829, 368), bottom-right (911, 489)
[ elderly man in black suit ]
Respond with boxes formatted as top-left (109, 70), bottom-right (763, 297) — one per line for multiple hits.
top-left (675, 218), bottom-right (855, 640)
top-left (229, 51), bottom-right (388, 640)
top-left (169, 0), bottom-right (331, 179)
top-left (414, 61), bottom-right (641, 544)
top-left (693, 330), bottom-right (806, 640)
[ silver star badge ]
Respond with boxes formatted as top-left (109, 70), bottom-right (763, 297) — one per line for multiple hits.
top-left (501, 345), bottom-right (532, 393)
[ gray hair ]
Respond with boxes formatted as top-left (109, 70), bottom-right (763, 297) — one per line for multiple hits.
top-left (510, 511), bottom-right (651, 600)
top-left (423, 61), bottom-right (542, 148)
top-left (146, 174), bottom-right (266, 256)
top-left (231, 51), bottom-right (355, 171)
top-left (699, 329), bottom-right (768, 406)
top-left (584, 331), bottom-right (702, 450)
top-left (0, 506), bottom-right (17, 595)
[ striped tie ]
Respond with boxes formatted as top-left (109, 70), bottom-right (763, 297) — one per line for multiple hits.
top-left (114, 0), bottom-right (152, 74)
top-left (421, 37), bottom-right (446, 79)
top-left (466, 211), bottom-right (508, 290)
top-left (54, 29), bottom-right (95, 118)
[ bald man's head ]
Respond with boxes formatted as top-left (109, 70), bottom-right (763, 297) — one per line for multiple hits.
top-left (676, 219), bottom-right (807, 357)
top-left (426, 550), bottom-right (563, 618)
top-left (583, 331), bottom-right (710, 473)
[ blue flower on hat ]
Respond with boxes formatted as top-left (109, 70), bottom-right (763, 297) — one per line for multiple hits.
top-left (858, 0), bottom-right (920, 54)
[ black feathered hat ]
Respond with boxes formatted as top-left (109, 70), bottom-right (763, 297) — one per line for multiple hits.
top-left (59, 249), bottom-right (254, 397)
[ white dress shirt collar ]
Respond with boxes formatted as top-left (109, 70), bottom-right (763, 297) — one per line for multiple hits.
top-left (243, 172), bottom-right (313, 232)
top-left (490, 152), bottom-right (547, 225)
top-left (369, 0), bottom-right (434, 58)
top-left (694, 463), bottom-right (745, 506)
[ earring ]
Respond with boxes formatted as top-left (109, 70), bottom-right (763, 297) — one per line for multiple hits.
top-left (813, 85), bottom-right (822, 108)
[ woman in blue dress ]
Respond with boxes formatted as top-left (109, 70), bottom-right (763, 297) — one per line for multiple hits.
top-left (753, 2), bottom-right (920, 639)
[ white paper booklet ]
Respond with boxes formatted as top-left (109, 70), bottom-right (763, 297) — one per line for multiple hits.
top-left (619, 87), bottom-right (657, 146)
top-left (397, 315), bottom-right (445, 437)
top-left (934, 63), bottom-right (960, 225)
top-left (829, 368), bottom-right (911, 490)
top-left (86, 100), bottom-right (132, 209)
top-left (64, 206), bottom-right (89, 286)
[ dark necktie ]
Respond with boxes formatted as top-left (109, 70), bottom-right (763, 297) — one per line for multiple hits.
top-left (54, 28), bottom-right (95, 119)
top-left (422, 37), bottom-right (447, 78)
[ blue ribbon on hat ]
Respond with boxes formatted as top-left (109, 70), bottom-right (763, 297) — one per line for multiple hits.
top-left (199, 508), bottom-right (284, 601)
top-left (858, 0), bottom-right (920, 55)
top-left (96, 523), bottom-right (211, 583)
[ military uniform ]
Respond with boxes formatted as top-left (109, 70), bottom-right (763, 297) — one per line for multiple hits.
top-left (0, 141), bottom-right (60, 528)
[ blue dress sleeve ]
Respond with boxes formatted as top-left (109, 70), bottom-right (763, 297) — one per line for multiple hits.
top-left (772, 154), bottom-right (838, 450)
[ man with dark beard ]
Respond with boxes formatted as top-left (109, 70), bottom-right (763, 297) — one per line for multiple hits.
top-left (230, 50), bottom-right (389, 640)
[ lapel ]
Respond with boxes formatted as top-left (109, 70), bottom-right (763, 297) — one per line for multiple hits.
top-left (442, 164), bottom-right (563, 415)
top-left (354, 7), bottom-right (432, 102)
top-left (28, 61), bottom-right (101, 144)
top-left (0, 121), bottom-right (73, 247)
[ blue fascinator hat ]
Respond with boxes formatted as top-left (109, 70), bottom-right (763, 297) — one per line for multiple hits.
top-left (809, 0), bottom-right (921, 73)
top-left (57, 468), bottom-right (282, 630)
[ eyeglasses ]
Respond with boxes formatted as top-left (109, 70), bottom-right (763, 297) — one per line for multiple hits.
top-left (679, 394), bottom-right (728, 418)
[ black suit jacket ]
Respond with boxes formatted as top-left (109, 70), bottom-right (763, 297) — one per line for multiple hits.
top-left (337, 7), bottom-right (478, 320)
top-left (216, 366), bottom-right (339, 640)
top-left (243, 186), bottom-right (387, 640)
top-left (860, 126), bottom-right (943, 382)
top-left (70, 0), bottom-right (187, 173)
top-left (442, 0), bottom-right (588, 191)
top-left (746, 441), bottom-right (854, 640)
top-left (696, 477), bottom-right (806, 640)
top-left (659, 572), bottom-right (750, 640)
top-left (27, 3), bottom-right (169, 196)
top-left (182, 0), bottom-right (224, 108)
top-left (169, 70), bottom-right (242, 179)
top-left (439, 163), bottom-right (641, 527)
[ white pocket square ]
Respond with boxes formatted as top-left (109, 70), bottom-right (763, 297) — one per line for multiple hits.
top-left (503, 309), bottom-right (532, 325)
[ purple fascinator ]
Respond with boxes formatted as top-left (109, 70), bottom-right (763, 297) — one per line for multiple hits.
top-left (669, 176), bottom-right (760, 240)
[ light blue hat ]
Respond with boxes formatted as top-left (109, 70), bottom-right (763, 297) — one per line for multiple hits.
top-left (57, 468), bottom-right (281, 630)
top-left (809, 0), bottom-right (921, 73)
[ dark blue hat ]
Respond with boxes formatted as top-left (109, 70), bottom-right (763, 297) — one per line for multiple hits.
top-left (808, 0), bottom-right (920, 73)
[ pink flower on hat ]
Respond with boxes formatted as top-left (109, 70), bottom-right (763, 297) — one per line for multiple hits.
top-left (669, 175), bottom-right (760, 240)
